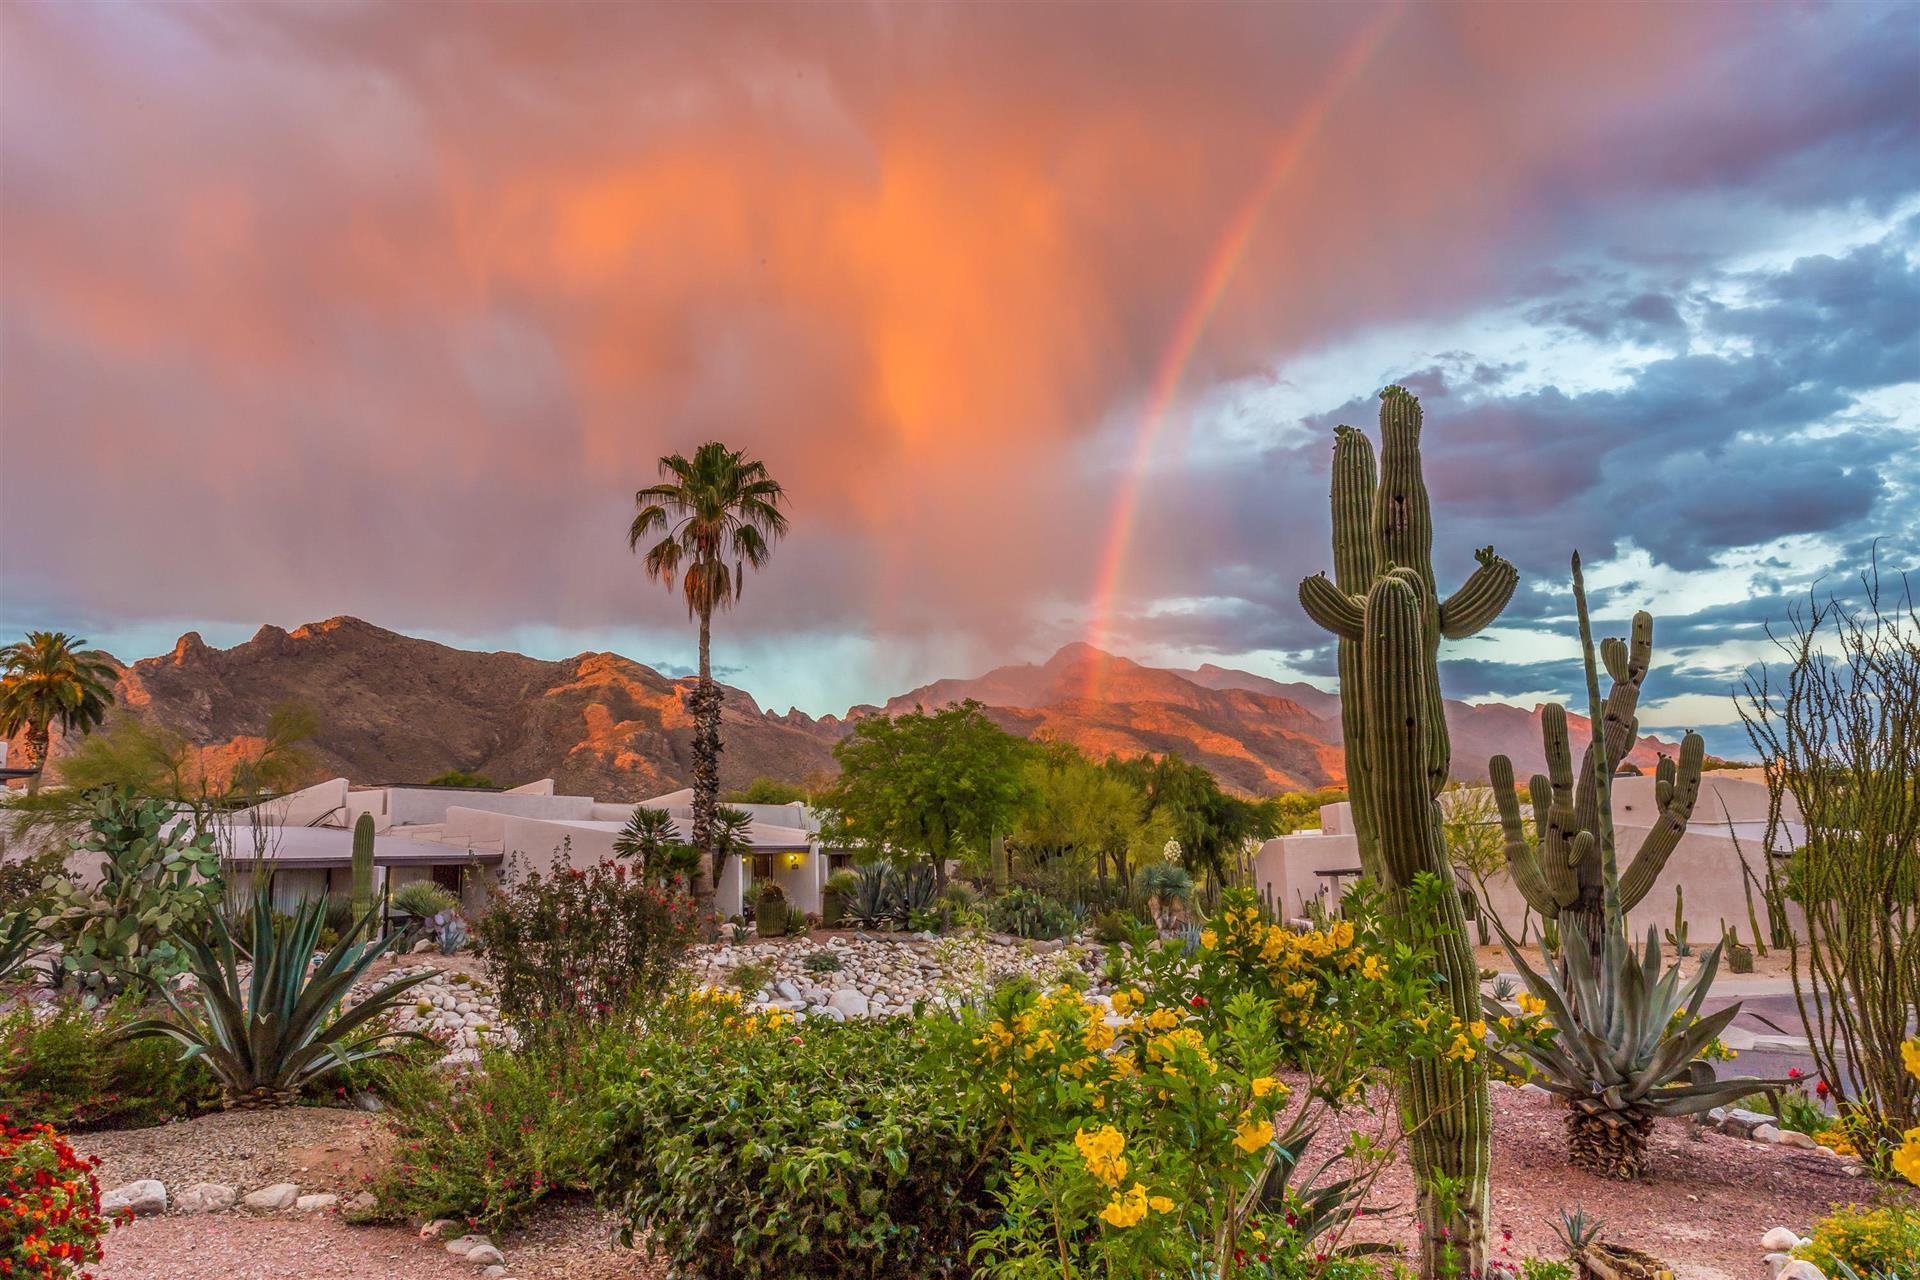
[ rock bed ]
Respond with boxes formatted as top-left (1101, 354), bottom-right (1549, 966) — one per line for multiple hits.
top-left (696, 930), bottom-right (1109, 1019)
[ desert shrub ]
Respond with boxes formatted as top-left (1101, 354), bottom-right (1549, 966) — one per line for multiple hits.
top-left (802, 950), bottom-right (842, 974)
top-left (599, 994), bottom-right (1002, 1280)
top-left (1794, 1203), bottom-right (1920, 1278)
top-left (424, 770), bottom-right (495, 789)
top-left (0, 847), bottom-right (67, 913)
top-left (986, 886), bottom-right (1077, 940)
top-left (43, 788), bottom-right (221, 998)
top-left (0, 999), bottom-right (217, 1131)
top-left (729, 960), bottom-right (773, 995)
top-left (1089, 907), bottom-right (1149, 946)
top-left (364, 1020), bottom-right (633, 1232)
top-left (963, 882), bottom-right (1464, 1275)
top-left (389, 880), bottom-right (456, 920)
top-left (472, 857), bottom-right (697, 1039)
top-left (1, 1116), bottom-right (110, 1279)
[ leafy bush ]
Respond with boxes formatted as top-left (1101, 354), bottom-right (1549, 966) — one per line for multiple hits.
top-left (1089, 908), bottom-right (1149, 946)
top-left (803, 950), bottom-right (842, 974)
top-left (1794, 1204), bottom-right (1920, 1278)
top-left (472, 857), bottom-right (697, 1040)
top-left (44, 788), bottom-right (222, 998)
top-left (0, 847), bottom-right (67, 914)
top-left (600, 995), bottom-right (1001, 1280)
top-left (986, 886), bottom-right (1077, 940)
top-left (729, 960), bottom-right (773, 995)
top-left (0, 999), bottom-right (217, 1130)
top-left (1, 1116), bottom-right (110, 1279)
top-left (389, 880), bottom-right (456, 920)
top-left (122, 884), bottom-right (434, 1108)
top-left (425, 770), bottom-right (496, 789)
top-left (365, 1021), bottom-right (633, 1232)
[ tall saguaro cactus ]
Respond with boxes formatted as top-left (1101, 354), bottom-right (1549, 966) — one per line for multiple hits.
top-left (351, 812), bottom-right (376, 942)
top-left (1299, 387), bottom-right (1517, 1279)
top-left (1487, 561), bottom-right (1706, 975)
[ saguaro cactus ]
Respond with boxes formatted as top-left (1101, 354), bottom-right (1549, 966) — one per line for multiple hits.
top-left (351, 812), bottom-right (375, 941)
top-left (1299, 386), bottom-right (1517, 1279)
top-left (1486, 564), bottom-right (1705, 975)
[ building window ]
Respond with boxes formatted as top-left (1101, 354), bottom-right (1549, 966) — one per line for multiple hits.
top-left (751, 853), bottom-right (775, 880)
top-left (827, 852), bottom-right (853, 873)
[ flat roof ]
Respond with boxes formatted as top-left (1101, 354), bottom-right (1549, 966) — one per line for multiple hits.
top-left (219, 826), bottom-right (501, 869)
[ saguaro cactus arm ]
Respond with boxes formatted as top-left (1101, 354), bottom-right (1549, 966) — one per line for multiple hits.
top-left (1439, 546), bottom-right (1520, 640)
top-left (1300, 575), bottom-right (1365, 640)
top-left (1616, 732), bottom-right (1706, 912)
top-left (1490, 753), bottom-right (1571, 915)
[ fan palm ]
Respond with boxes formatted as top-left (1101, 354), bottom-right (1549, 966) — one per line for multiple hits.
top-left (614, 805), bottom-right (698, 882)
top-left (628, 443), bottom-right (788, 922)
top-left (0, 631), bottom-right (117, 794)
top-left (120, 882), bottom-right (434, 1108)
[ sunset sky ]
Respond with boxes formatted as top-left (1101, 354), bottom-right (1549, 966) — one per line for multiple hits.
top-left (2, 1), bottom-right (1915, 756)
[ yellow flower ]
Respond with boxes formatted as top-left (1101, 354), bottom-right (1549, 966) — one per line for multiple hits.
top-left (1083, 1020), bottom-right (1117, 1054)
top-left (1199, 929), bottom-right (1218, 951)
top-left (1446, 1032), bottom-right (1478, 1063)
top-left (1468, 1019), bottom-right (1488, 1041)
top-left (1099, 1183), bottom-right (1150, 1228)
top-left (1329, 920), bottom-right (1356, 949)
top-left (1517, 992), bottom-right (1547, 1017)
top-left (1145, 1008), bottom-right (1182, 1032)
top-left (1075, 1125), bottom-right (1129, 1187)
top-left (1250, 1076), bottom-right (1282, 1098)
top-left (1892, 1127), bottom-right (1920, 1187)
top-left (1233, 1114), bottom-right (1272, 1153)
top-left (1361, 954), bottom-right (1388, 981)
top-left (1149, 1194), bottom-right (1174, 1213)
top-left (1902, 1037), bottom-right (1920, 1083)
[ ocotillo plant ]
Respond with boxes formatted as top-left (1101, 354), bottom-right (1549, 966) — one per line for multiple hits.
top-left (1299, 386), bottom-right (1517, 1278)
top-left (351, 812), bottom-right (375, 943)
top-left (1486, 565), bottom-right (1705, 974)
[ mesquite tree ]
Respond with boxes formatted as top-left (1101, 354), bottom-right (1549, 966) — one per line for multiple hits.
top-left (1298, 387), bottom-right (1517, 1278)
top-left (1489, 562), bottom-right (1706, 978)
top-left (1739, 565), bottom-right (1920, 1165)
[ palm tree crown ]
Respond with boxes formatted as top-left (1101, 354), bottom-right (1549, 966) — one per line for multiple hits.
top-left (0, 631), bottom-right (118, 772)
top-left (628, 442), bottom-right (789, 639)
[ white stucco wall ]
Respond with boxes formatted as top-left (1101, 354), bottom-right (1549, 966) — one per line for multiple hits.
top-left (386, 788), bottom-right (597, 828)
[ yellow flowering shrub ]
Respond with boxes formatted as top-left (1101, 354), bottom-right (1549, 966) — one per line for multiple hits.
top-left (1793, 1203), bottom-right (1920, 1277)
top-left (965, 882), bottom-right (1466, 1279)
top-left (1894, 1036), bottom-right (1920, 1187)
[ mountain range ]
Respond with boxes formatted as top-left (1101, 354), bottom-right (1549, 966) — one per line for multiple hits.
top-left (12, 617), bottom-right (1693, 799)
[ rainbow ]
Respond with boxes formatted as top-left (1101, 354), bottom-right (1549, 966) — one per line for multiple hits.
top-left (1081, 4), bottom-right (1401, 695)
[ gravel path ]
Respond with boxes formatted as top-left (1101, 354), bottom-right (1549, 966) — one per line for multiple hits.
top-left (82, 1106), bottom-right (392, 1200)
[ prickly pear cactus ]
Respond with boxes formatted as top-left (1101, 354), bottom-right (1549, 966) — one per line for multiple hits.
top-left (1299, 386), bottom-right (1517, 1278)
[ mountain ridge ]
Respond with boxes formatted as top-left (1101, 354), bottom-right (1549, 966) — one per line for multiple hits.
top-left (11, 616), bottom-right (1696, 799)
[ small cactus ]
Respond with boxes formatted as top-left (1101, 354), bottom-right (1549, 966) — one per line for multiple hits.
top-left (1664, 885), bottom-right (1691, 957)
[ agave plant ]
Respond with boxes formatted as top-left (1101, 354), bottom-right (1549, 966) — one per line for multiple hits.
top-left (120, 882), bottom-right (435, 1108)
top-left (1251, 1111), bottom-right (1394, 1259)
top-left (843, 862), bottom-right (897, 929)
top-left (0, 911), bottom-right (43, 983)
top-left (1487, 928), bottom-right (1789, 1179)
top-left (894, 862), bottom-right (938, 926)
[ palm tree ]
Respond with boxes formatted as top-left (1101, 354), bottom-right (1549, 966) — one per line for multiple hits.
top-left (613, 804), bottom-right (682, 882)
top-left (0, 631), bottom-right (117, 794)
top-left (629, 443), bottom-right (788, 924)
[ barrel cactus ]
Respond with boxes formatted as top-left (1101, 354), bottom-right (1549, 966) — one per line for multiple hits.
top-left (1298, 386), bottom-right (1517, 1277)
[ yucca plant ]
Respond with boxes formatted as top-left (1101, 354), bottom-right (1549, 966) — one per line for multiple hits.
top-left (120, 882), bottom-right (435, 1108)
top-left (1487, 927), bottom-right (1788, 1179)
top-left (0, 911), bottom-right (43, 983)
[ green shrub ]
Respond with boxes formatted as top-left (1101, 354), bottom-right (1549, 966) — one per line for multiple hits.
top-left (0, 998), bottom-right (218, 1130)
top-left (1520, 1259), bottom-right (1576, 1280)
top-left (472, 857), bottom-right (697, 1040)
top-left (0, 847), bottom-right (67, 913)
top-left (424, 770), bottom-right (496, 789)
top-left (986, 886), bottom-right (1077, 940)
top-left (729, 960), bottom-right (773, 995)
top-left (599, 1001), bottom-right (1003, 1279)
top-left (1794, 1203), bottom-right (1920, 1278)
top-left (366, 1019), bottom-right (631, 1231)
top-left (803, 950), bottom-right (842, 974)
top-left (1089, 907), bottom-right (1148, 946)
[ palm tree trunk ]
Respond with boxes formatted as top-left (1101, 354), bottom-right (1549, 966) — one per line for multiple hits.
top-left (690, 609), bottom-right (721, 937)
top-left (23, 724), bottom-right (49, 796)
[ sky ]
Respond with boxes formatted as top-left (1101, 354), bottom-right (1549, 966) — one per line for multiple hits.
top-left (2, 0), bottom-right (1916, 757)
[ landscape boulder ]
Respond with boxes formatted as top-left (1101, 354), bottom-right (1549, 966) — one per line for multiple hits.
top-left (100, 1180), bottom-right (167, 1218)
top-left (177, 1183), bottom-right (237, 1214)
top-left (243, 1183), bottom-right (300, 1212)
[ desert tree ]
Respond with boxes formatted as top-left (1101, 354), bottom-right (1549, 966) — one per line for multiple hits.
top-left (0, 631), bottom-right (117, 794)
top-left (1740, 560), bottom-right (1920, 1165)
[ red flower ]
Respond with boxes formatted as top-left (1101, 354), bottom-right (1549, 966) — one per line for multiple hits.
top-left (1815, 1078), bottom-right (1829, 1098)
